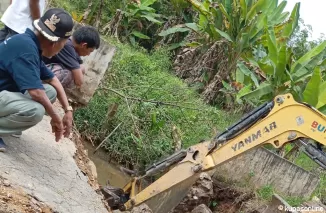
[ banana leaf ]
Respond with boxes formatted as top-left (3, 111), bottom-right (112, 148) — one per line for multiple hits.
top-left (291, 41), bottom-right (326, 81)
top-left (237, 61), bottom-right (260, 87)
top-left (269, 1), bottom-right (287, 25)
top-left (281, 2), bottom-right (300, 38)
top-left (316, 81), bottom-right (326, 108)
top-left (239, 82), bottom-right (274, 100)
top-left (303, 67), bottom-right (321, 106)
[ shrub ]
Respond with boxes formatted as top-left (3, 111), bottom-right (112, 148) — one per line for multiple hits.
top-left (74, 39), bottom-right (239, 168)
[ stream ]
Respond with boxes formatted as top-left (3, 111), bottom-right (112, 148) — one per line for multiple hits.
top-left (82, 141), bottom-right (131, 188)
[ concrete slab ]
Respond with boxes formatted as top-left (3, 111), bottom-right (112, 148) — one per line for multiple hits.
top-left (0, 116), bottom-right (108, 213)
top-left (213, 147), bottom-right (320, 198)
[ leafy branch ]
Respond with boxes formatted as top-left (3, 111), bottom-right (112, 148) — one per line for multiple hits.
top-left (100, 87), bottom-right (206, 111)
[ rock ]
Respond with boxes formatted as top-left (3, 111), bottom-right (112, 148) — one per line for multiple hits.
top-left (7, 193), bottom-right (12, 198)
top-left (41, 207), bottom-right (53, 213)
top-left (312, 196), bottom-right (321, 202)
top-left (191, 204), bottom-right (212, 213)
top-left (130, 203), bottom-right (153, 213)
top-left (171, 172), bottom-right (214, 213)
top-left (3, 180), bottom-right (11, 187)
top-left (30, 201), bottom-right (42, 212)
top-left (87, 159), bottom-right (98, 180)
top-left (31, 198), bottom-right (40, 206)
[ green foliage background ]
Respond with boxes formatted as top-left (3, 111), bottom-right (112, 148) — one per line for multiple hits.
top-left (74, 39), bottom-right (239, 167)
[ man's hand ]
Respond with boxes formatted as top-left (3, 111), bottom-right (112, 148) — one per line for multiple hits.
top-left (62, 111), bottom-right (73, 138)
top-left (45, 76), bottom-right (74, 138)
top-left (50, 113), bottom-right (64, 142)
top-left (28, 88), bottom-right (64, 141)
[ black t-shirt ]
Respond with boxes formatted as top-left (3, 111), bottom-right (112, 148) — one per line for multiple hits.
top-left (42, 38), bottom-right (83, 70)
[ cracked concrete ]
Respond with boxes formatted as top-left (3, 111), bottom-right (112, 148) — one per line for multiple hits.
top-left (0, 115), bottom-right (108, 213)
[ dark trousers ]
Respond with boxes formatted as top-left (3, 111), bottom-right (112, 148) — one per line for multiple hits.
top-left (0, 25), bottom-right (18, 43)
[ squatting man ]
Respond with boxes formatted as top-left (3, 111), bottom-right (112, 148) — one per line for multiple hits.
top-left (0, 8), bottom-right (75, 152)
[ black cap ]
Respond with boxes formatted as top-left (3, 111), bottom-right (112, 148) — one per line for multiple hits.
top-left (33, 8), bottom-right (74, 42)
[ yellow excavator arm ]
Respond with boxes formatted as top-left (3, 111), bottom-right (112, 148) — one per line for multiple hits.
top-left (103, 93), bottom-right (326, 213)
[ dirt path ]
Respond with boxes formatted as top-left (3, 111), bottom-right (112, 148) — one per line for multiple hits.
top-left (0, 115), bottom-right (109, 213)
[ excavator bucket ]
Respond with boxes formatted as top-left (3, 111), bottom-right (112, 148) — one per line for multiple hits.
top-left (101, 172), bottom-right (200, 213)
top-left (137, 173), bottom-right (200, 213)
top-left (102, 159), bottom-right (203, 213)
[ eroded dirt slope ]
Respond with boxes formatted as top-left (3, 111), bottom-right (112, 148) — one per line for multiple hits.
top-left (0, 176), bottom-right (53, 213)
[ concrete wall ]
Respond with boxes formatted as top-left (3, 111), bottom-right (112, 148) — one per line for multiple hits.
top-left (213, 147), bottom-right (320, 198)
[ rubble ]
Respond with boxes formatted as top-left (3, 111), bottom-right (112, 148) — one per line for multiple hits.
top-left (0, 176), bottom-right (53, 213)
top-left (191, 204), bottom-right (212, 213)
top-left (130, 204), bottom-right (153, 213)
top-left (170, 172), bottom-right (214, 213)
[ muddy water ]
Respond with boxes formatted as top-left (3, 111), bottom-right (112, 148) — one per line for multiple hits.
top-left (82, 141), bottom-right (131, 187)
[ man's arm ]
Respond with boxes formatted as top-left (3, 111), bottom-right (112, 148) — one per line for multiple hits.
top-left (44, 76), bottom-right (71, 112)
top-left (44, 76), bottom-right (73, 138)
top-left (28, 88), bottom-right (57, 116)
top-left (40, 61), bottom-right (71, 111)
top-left (71, 68), bottom-right (84, 88)
top-left (27, 87), bottom-right (64, 141)
top-left (29, 0), bottom-right (41, 20)
top-left (41, 62), bottom-right (73, 137)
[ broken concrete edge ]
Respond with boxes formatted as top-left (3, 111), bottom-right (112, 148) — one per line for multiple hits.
top-left (51, 101), bottom-right (113, 212)
top-left (71, 123), bottom-right (113, 212)
top-left (0, 175), bottom-right (54, 212)
top-left (272, 193), bottom-right (297, 212)
top-left (262, 147), bottom-right (321, 176)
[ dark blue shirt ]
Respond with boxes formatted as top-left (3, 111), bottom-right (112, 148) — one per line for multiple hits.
top-left (42, 38), bottom-right (82, 70)
top-left (0, 28), bottom-right (54, 93)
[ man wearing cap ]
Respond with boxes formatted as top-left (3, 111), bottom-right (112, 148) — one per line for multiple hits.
top-left (0, 8), bottom-right (74, 152)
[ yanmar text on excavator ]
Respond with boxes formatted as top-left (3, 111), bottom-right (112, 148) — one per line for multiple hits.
top-left (102, 93), bottom-right (326, 213)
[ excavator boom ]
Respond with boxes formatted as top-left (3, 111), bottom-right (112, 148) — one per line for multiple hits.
top-left (105, 93), bottom-right (326, 213)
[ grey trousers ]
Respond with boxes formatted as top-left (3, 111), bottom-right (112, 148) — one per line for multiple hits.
top-left (0, 84), bottom-right (57, 136)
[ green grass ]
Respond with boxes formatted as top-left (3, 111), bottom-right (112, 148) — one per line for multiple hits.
top-left (74, 39), bottom-right (239, 168)
top-left (293, 151), bottom-right (326, 201)
top-left (49, 0), bottom-right (121, 25)
top-left (256, 185), bottom-right (309, 207)
top-left (285, 197), bottom-right (307, 207)
top-left (256, 185), bottom-right (274, 201)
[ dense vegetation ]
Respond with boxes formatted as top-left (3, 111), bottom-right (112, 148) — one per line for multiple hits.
top-left (73, 40), bottom-right (238, 168)
top-left (50, 0), bottom-right (325, 202)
